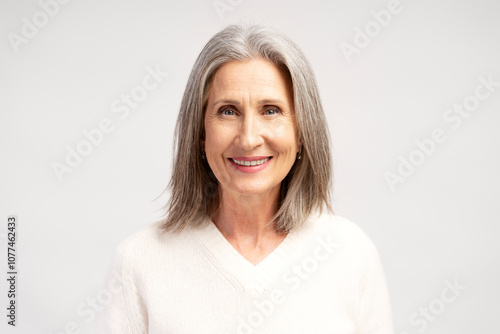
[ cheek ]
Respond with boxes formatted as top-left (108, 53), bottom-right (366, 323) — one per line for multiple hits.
top-left (204, 122), bottom-right (219, 150)
top-left (205, 133), bottom-right (227, 154)
top-left (204, 124), bottom-right (234, 160)
top-left (265, 122), bottom-right (299, 151)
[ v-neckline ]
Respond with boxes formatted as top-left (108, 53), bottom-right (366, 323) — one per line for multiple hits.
top-left (211, 221), bottom-right (290, 267)
top-left (187, 217), bottom-right (316, 297)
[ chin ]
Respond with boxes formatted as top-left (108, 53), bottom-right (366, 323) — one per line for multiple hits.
top-left (229, 182), bottom-right (280, 197)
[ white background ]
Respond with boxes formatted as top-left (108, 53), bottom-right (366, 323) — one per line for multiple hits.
top-left (1, 0), bottom-right (499, 333)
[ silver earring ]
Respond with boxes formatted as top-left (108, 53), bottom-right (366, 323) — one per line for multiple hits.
top-left (201, 151), bottom-right (206, 160)
top-left (297, 151), bottom-right (302, 160)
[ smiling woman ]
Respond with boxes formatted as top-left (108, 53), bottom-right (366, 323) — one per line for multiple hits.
top-left (202, 58), bottom-right (300, 264)
top-left (98, 24), bottom-right (394, 333)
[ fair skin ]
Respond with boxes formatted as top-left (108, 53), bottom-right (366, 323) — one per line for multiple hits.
top-left (201, 58), bottom-right (301, 265)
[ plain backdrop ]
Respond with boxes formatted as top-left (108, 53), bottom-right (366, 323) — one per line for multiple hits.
top-left (1, 0), bottom-right (499, 333)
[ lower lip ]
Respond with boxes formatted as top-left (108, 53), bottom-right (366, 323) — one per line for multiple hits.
top-left (228, 158), bottom-right (272, 173)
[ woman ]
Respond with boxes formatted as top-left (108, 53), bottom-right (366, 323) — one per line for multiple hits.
top-left (98, 24), bottom-right (394, 333)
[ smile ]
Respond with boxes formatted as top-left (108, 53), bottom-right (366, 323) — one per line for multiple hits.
top-left (230, 157), bottom-right (271, 166)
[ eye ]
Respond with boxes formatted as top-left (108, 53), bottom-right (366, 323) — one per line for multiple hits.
top-left (218, 107), bottom-right (236, 116)
top-left (264, 107), bottom-right (281, 116)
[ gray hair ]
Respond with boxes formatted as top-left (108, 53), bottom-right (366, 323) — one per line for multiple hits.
top-left (160, 24), bottom-right (332, 234)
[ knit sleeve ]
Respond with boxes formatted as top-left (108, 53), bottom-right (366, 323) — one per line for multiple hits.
top-left (97, 236), bottom-right (148, 333)
top-left (355, 233), bottom-right (394, 334)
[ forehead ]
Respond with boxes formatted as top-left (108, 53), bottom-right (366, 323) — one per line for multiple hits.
top-left (208, 58), bottom-right (293, 101)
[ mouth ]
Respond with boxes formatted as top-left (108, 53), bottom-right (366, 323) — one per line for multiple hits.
top-left (229, 156), bottom-right (272, 167)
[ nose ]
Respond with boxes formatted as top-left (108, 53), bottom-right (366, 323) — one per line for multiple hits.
top-left (234, 113), bottom-right (264, 150)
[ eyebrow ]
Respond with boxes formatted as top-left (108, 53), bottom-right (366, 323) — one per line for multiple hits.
top-left (210, 99), bottom-right (286, 108)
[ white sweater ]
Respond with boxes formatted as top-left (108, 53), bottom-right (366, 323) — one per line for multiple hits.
top-left (97, 212), bottom-right (394, 333)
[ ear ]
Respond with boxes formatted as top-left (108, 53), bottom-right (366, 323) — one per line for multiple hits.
top-left (200, 137), bottom-right (205, 152)
top-left (297, 136), bottom-right (302, 154)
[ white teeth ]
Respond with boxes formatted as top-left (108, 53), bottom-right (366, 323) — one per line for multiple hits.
top-left (232, 157), bottom-right (270, 166)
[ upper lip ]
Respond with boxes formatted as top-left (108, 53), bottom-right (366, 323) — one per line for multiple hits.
top-left (229, 156), bottom-right (272, 161)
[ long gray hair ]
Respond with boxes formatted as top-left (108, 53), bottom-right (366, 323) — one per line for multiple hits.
top-left (160, 24), bottom-right (332, 234)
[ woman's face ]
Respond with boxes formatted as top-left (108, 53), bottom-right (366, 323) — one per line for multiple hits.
top-left (202, 58), bottom-right (301, 199)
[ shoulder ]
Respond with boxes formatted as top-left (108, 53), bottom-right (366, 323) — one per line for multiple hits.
top-left (308, 211), bottom-right (376, 242)
top-left (115, 222), bottom-right (160, 253)
top-left (111, 221), bottom-right (188, 267)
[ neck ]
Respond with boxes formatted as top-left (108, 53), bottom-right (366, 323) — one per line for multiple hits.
top-left (212, 186), bottom-right (283, 246)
